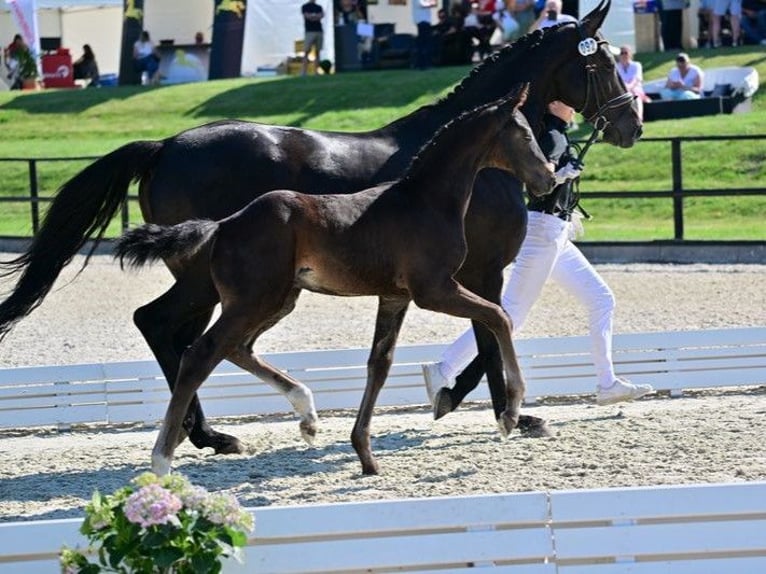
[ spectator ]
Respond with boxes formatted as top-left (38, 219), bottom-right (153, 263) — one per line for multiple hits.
top-left (435, 5), bottom-right (473, 65)
top-left (712, 0), bottom-right (742, 46)
top-left (422, 100), bottom-right (654, 408)
top-left (4, 34), bottom-right (26, 90)
top-left (535, 0), bottom-right (577, 29)
top-left (660, 52), bottom-right (703, 100)
top-left (412, 0), bottom-right (437, 70)
top-left (73, 44), bottom-right (100, 87)
top-left (658, 0), bottom-right (686, 50)
top-left (493, 2), bottom-right (519, 44)
top-left (616, 45), bottom-right (649, 120)
top-left (301, 0), bottom-right (325, 75)
top-left (133, 30), bottom-right (160, 85)
top-left (507, 0), bottom-right (537, 41)
top-left (337, 0), bottom-right (362, 24)
top-left (741, 0), bottom-right (766, 44)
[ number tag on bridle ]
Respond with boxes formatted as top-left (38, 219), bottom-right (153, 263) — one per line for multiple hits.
top-left (578, 37), bottom-right (598, 56)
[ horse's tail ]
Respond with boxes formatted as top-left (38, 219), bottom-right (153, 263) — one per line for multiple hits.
top-left (0, 140), bottom-right (162, 340)
top-left (115, 220), bottom-right (219, 270)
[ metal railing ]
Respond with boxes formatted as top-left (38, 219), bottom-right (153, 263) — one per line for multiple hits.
top-left (1, 135), bottom-right (764, 241)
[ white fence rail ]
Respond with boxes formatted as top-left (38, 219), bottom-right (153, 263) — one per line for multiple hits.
top-left (2, 481), bottom-right (765, 573)
top-left (1, 327), bottom-right (764, 430)
top-left (1, 327), bottom-right (765, 572)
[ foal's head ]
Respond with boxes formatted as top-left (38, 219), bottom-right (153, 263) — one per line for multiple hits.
top-left (482, 85), bottom-right (555, 198)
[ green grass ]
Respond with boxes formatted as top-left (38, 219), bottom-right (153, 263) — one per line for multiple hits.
top-left (0, 46), bottom-right (764, 241)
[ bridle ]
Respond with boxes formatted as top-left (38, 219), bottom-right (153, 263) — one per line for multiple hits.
top-left (572, 24), bottom-right (635, 162)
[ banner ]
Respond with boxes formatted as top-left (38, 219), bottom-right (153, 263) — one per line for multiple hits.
top-left (5, 0), bottom-right (40, 56)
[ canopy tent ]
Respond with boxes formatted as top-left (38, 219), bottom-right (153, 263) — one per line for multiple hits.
top-left (241, 0), bottom-right (334, 76)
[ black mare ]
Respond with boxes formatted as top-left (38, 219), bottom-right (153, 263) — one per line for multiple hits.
top-left (0, 0), bottom-right (641, 453)
top-left (116, 88), bottom-right (555, 475)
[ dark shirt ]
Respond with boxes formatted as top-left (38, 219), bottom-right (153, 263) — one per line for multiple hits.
top-left (743, 0), bottom-right (766, 12)
top-left (527, 113), bottom-right (579, 219)
top-left (303, 2), bottom-right (324, 33)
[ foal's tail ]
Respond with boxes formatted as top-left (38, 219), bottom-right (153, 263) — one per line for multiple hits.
top-left (115, 220), bottom-right (219, 270)
top-left (0, 141), bottom-right (162, 340)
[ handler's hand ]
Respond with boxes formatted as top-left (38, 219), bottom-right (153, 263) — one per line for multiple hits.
top-left (554, 160), bottom-right (582, 184)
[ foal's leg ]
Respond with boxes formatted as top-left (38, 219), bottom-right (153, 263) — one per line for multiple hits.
top-left (152, 310), bottom-right (254, 475)
top-left (412, 279), bottom-right (524, 437)
top-left (226, 289), bottom-right (318, 445)
top-left (133, 271), bottom-right (244, 455)
top-left (351, 297), bottom-right (410, 475)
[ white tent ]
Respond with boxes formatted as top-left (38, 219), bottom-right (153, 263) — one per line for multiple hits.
top-left (241, 0), bottom-right (334, 76)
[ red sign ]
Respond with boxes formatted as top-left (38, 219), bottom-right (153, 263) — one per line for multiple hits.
top-left (42, 51), bottom-right (74, 88)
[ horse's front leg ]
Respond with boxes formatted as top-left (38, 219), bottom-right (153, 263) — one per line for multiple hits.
top-left (412, 279), bottom-right (524, 437)
top-left (351, 297), bottom-right (410, 475)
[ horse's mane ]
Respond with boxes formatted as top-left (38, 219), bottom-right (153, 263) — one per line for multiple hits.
top-left (383, 24), bottom-right (576, 139)
top-left (398, 95), bottom-right (517, 186)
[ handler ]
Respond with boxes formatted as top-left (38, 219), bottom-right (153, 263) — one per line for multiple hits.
top-left (423, 100), bottom-right (654, 407)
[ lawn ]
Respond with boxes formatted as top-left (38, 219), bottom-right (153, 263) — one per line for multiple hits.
top-left (0, 45), bottom-right (764, 241)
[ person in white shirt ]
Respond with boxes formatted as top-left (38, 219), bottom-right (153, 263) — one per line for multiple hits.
top-left (616, 45), bottom-right (649, 120)
top-left (660, 52), bottom-right (704, 100)
top-left (535, 0), bottom-right (577, 29)
top-left (132, 30), bottom-right (160, 86)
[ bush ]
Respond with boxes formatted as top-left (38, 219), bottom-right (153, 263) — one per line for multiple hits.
top-left (60, 472), bottom-right (254, 574)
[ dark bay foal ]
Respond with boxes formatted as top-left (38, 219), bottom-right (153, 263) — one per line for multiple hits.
top-left (116, 86), bottom-right (555, 476)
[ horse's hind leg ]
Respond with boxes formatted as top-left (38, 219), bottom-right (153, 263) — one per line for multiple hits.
top-left (227, 289), bottom-right (318, 445)
top-left (134, 271), bottom-right (244, 455)
top-left (152, 310), bottom-right (254, 475)
top-left (351, 297), bottom-right (410, 476)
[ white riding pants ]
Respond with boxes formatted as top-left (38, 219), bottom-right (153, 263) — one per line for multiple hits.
top-left (439, 210), bottom-right (617, 389)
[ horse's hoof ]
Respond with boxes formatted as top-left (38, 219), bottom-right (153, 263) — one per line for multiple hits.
top-left (496, 411), bottom-right (518, 438)
top-left (151, 453), bottom-right (172, 476)
top-left (300, 419), bottom-right (318, 446)
top-left (433, 388), bottom-right (454, 420)
top-left (518, 417), bottom-right (554, 438)
top-left (361, 460), bottom-right (380, 475)
top-left (213, 434), bottom-right (245, 455)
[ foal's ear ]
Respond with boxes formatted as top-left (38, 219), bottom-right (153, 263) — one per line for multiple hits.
top-left (580, 0), bottom-right (610, 37)
top-left (513, 83), bottom-right (530, 109)
top-left (504, 82), bottom-right (530, 111)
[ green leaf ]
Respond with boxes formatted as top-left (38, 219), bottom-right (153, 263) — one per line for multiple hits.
top-left (153, 546), bottom-right (185, 569)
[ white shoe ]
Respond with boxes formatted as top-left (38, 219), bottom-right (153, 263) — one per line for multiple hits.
top-left (596, 378), bottom-right (653, 406)
top-left (422, 362), bottom-right (451, 405)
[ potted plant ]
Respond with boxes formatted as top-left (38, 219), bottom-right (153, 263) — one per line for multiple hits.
top-left (60, 472), bottom-right (254, 573)
top-left (15, 47), bottom-right (39, 89)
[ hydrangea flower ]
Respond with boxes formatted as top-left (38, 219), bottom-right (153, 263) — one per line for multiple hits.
top-left (61, 472), bottom-right (253, 572)
top-left (124, 483), bottom-right (183, 528)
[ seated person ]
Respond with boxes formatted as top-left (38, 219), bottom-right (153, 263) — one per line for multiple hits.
top-left (741, 0), bottom-right (766, 45)
top-left (133, 30), bottom-right (160, 85)
top-left (616, 45), bottom-right (649, 120)
top-left (535, 0), bottom-right (577, 29)
top-left (73, 44), bottom-right (100, 87)
top-left (4, 34), bottom-right (25, 89)
top-left (660, 52), bottom-right (703, 100)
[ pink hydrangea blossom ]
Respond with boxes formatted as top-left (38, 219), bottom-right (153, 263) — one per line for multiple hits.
top-left (124, 483), bottom-right (182, 528)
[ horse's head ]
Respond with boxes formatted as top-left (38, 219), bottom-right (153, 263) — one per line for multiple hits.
top-left (535, 0), bottom-right (642, 147)
top-left (485, 84), bottom-right (556, 198)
